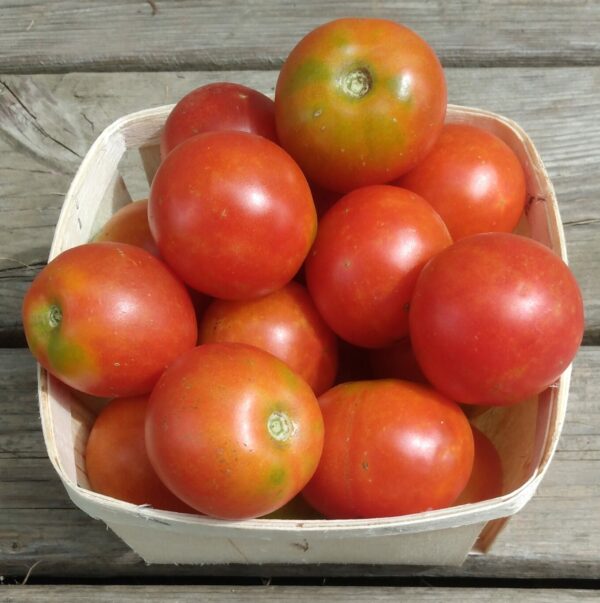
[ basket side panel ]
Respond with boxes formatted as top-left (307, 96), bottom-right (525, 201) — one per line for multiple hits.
top-left (106, 520), bottom-right (483, 566)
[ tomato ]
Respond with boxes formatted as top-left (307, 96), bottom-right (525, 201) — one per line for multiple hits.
top-left (369, 337), bottom-right (428, 384)
top-left (93, 199), bottom-right (158, 257)
top-left (275, 18), bottom-right (447, 193)
top-left (454, 426), bottom-right (503, 505)
top-left (145, 343), bottom-right (324, 520)
top-left (22, 242), bottom-right (197, 397)
top-left (305, 185), bottom-right (452, 348)
top-left (409, 233), bottom-right (584, 405)
top-left (199, 282), bottom-right (338, 396)
top-left (149, 131), bottom-right (317, 300)
top-left (161, 82), bottom-right (277, 158)
top-left (398, 124), bottom-right (527, 240)
top-left (85, 396), bottom-right (193, 513)
top-left (302, 380), bottom-right (474, 518)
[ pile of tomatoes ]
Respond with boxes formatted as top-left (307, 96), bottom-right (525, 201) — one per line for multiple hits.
top-left (23, 18), bottom-right (584, 521)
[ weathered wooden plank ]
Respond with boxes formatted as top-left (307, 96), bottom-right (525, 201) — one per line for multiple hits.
top-left (0, 586), bottom-right (598, 602)
top-left (1, 69), bottom-right (598, 344)
top-left (0, 348), bottom-right (598, 580)
top-left (0, 1), bottom-right (599, 72)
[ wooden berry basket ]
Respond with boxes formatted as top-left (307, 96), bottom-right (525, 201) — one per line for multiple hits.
top-left (38, 104), bottom-right (571, 566)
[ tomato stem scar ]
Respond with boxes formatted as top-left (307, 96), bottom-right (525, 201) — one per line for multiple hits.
top-left (341, 68), bottom-right (372, 98)
top-left (48, 304), bottom-right (62, 329)
top-left (268, 411), bottom-right (295, 442)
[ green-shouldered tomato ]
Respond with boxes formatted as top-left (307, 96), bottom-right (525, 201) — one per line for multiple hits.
top-left (22, 242), bottom-right (197, 397)
top-left (275, 18), bottom-right (447, 193)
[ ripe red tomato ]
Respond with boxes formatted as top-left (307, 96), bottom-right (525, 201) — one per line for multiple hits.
top-left (22, 242), bottom-right (197, 397)
top-left (398, 124), bottom-right (527, 240)
top-left (454, 426), bottom-right (503, 505)
top-left (161, 82), bottom-right (277, 158)
top-left (145, 343), bottom-right (324, 520)
top-left (275, 18), bottom-right (447, 192)
top-left (93, 199), bottom-right (158, 257)
top-left (86, 396), bottom-right (193, 513)
top-left (199, 282), bottom-right (338, 395)
top-left (302, 380), bottom-right (474, 518)
top-left (305, 185), bottom-right (452, 348)
top-left (149, 131), bottom-right (317, 300)
top-left (369, 337), bottom-right (428, 384)
top-left (409, 233), bottom-right (584, 405)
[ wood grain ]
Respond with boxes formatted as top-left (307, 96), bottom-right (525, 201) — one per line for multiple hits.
top-left (0, 586), bottom-right (598, 602)
top-left (1, 69), bottom-right (598, 343)
top-left (1, 348), bottom-right (598, 580)
top-left (0, 1), bottom-right (599, 73)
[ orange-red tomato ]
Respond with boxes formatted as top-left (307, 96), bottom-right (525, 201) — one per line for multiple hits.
top-left (302, 380), bottom-right (474, 518)
top-left (93, 199), bottom-right (158, 257)
top-left (409, 233), bottom-right (584, 405)
top-left (305, 185), bottom-right (452, 348)
top-left (398, 124), bottom-right (527, 240)
top-left (161, 82), bottom-right (278, 158)
top-left (22, 242), bottom-right (197, 397)
top-left (275, 18), bottom-right (447, 192)
top-left (149, 131), bottom-right (317, 300)
top-left (145, 343), bottom-right (324, 520)
top-left (454, 426), bottom-right (503, 505)
top-left (199, 282), bottom-right (338, 396)
top-left (86, 396), bottom-right (193, 513)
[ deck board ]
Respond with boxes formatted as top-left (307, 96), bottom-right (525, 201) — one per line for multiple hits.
top-left (0, 1), bottom-right (599, 72)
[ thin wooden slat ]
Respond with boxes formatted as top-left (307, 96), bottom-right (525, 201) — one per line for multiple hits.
top-left (0, 586), bottom-right (598, 602)
top-left (0, 1), bottom-right (599, 72)
top-left (0, 348), bottom-right (598, 579)
top-left (1, 69), bottom-right (599, 344)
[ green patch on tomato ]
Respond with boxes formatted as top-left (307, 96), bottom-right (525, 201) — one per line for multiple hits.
top-left (280, 58), bottom-right (330, 96)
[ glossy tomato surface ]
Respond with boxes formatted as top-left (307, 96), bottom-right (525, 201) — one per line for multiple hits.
top-left (161, 82), bottom-right (278, 157)
top-left (398, 124), bottom-right (527, 240)
top-left (302, 380), bottom-right (474, 518)
top-left (86, 396), bottom-right (193, 513)
top-left (149, 131), bottom-right (317, 300)
top-left (146, 343), bottom-right (324, 520)
top-left (454, 426), bottom-right (503, 506)
top-left (275, 18), bottom-right (447, 192)
top-left (409, 233), bottom-right (584, 405)
top-left (93, 199), bottom-right (158, 257)
top-left (199, 282), bottom-right (338, 395)
top-left (305, 185), bottom-right (452, 348)
top-left (22, 242), bottom-right (197, 397)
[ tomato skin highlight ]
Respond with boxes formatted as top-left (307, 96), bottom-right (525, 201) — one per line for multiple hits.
top-left (199, 282), bottom-right (338, 396)
top-left (398, 124), bottom-right (527, 240)
top-left (161, 82), bottom-right (278, 158)
top-left (305, 185), bottom-right (452, 348)
top-left (145, 343), bottom-right (324, 520)
top-left (275, 18), bottom-right (447, 192)
top-left (149, 131), bottom-right (317, 300)
top-left (302, 379), bottom-right (474, 519)
top-left (22, 242), bottom-right (197, 397)
top-left (409, 233), bottom-right (584, 405)
top-left (86, 396), bottom-right (194, 513)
